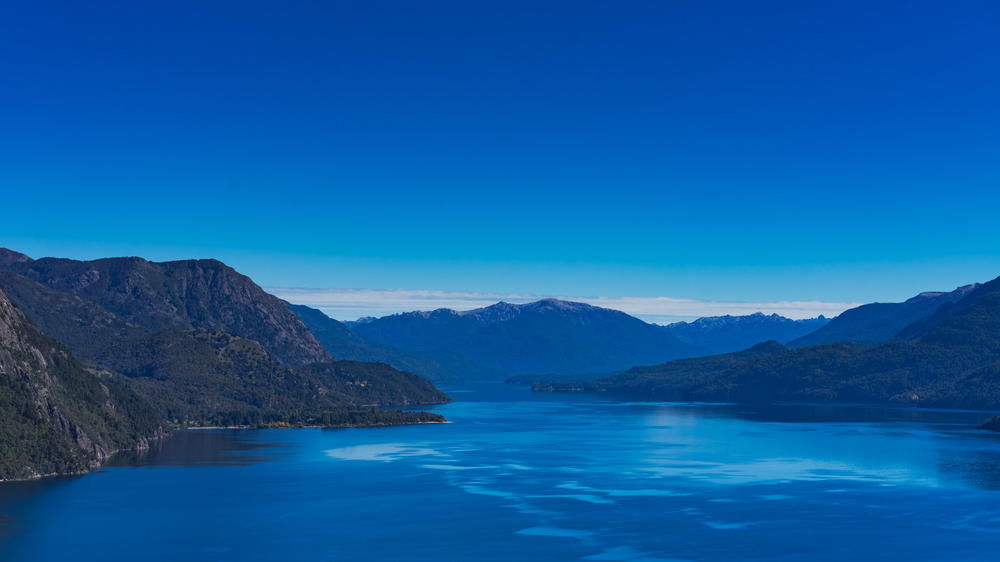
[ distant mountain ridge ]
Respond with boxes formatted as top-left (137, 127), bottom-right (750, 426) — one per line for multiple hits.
top-left (351, 298), bottom-right (699, 376)
top-left (289, 303), bottom-right (498, 382)
top-left (789, 284), bottom-right (979, 348)
top-left (541, 275), bottom-right (1000, 410)
top-left (662, 312), bottom-right (829, 355)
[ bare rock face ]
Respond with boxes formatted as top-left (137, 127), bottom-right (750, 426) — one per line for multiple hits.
top-left (0, 286), bottom-right (163, 481)
top-left (0, 248), bottom-right (31, 267)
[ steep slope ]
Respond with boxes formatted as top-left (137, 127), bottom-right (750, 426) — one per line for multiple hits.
top-left (0, 252), bottom-right (450, 428)
top-left (662, 313), bottom-right (829, 355)
top-left (0, 249), bottom-right (328, 365)
top-left (353, 299), bottom-right (699, 376)
top-left (0, 270), bottom-right (143, 361)
top-left (289, 303), bottom-right (498, 382)
top-left (789, 284), bottom-right (978, 347)
top-left (896, 277), bottom-right (1000, 340)
top-left (550, 276), bottom-right (1000, 409)
top-left (0, 286), bottom-right (163, 481)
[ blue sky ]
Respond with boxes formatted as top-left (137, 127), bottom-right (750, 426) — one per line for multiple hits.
top-left (2, 1), bottom-right (998, 319)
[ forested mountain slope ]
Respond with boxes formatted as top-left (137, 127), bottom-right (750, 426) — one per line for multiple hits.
top-left (0, 287), bottom-right (164, 481)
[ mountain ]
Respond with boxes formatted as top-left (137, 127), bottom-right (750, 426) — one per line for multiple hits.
top-left (543, 276), bottom-right (1000, 410)
top-left (662, 313), bottom-right (829, 355)
top-left (96, 329), bottom-right (448, 425)
top-left (0, 286), bottom-right (164, 481)
top-left (534, 340), bottom-right (789, 396)
top-left (0, 249), bottom-right (329, 365)
top-left (352, 298), bottom-right (699, 376)
top-left (289, 303), bottom-right (498, 382)
top-left (0, 250), bottom-right (449, 428)
top-left (788, 284), bottom-right (978, 347)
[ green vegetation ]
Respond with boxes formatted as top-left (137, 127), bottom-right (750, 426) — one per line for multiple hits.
top-left (0, 252), bottom-right (452, 479)
top-left (789, 284), bottom-right (977, 347)
top-left (193, 409), bottom-right (445, 428)
top-left (97, 330), bottom-right (449, 427)
top-left (542, 279), bottom-right (1000, 411)
top-left (0, 288), bottom-right (163, 481)
top-left (0, 255), bottom-right (329, 365)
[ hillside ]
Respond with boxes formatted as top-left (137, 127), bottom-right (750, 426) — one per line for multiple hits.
top-left (0, 250), bottom-right (449, 429)
top-left (289, 303), bottom-right (498, 382)
top-left (352, 298), bottom-right (699, 376)
top-left (0, 287), bottom-right (164, 481)
top-left (97, 329), bottom-right (448, 426)
top-left (662, 313), bottom-right (829, 355)
top-left (789, 284), bottom-right (978, 347)
top-left (0, 249), bottom-right (329, 365)
top-left (542, 276), bottom-right (1000, 410)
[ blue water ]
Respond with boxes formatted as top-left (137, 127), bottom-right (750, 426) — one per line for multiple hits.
top-left (4, 384), bottom-right (1000, 561)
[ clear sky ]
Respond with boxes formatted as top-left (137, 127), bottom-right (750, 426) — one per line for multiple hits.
top-left (1, 1), bottom-right (998, 319)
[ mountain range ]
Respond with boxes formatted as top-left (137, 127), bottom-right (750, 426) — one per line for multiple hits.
top-left (662, 313), bottom-right (829, 355)
top-left (539, 277), bottom-right (1000, 410)
top-left (288, 303), bottom-right (499, 382)
top-left (5, 245), bottom-right (1000, 480)
top-left (350, 299), bottom-right (700, 376)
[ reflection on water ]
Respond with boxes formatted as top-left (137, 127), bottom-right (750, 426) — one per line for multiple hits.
top-left (4, 384), bottom-right (1000, 561)
top-left (107, 430), bottom-right (288, 468)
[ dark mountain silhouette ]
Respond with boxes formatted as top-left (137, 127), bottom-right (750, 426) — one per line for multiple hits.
top-left (789, 284), bottom-right (978, 348)
top-left (541, 276), bottom-right (1000, 410)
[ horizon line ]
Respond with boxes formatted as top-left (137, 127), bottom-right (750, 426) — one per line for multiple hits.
top-left (268, 287), bottom-right (861, 324)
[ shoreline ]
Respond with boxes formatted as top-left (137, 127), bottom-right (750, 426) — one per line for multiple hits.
top-left (184, 420), bottom-right (451, 430)
top-left (1, 419), bottom-right (447, 483)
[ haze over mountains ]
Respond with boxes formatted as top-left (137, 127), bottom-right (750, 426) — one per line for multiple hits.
top-left (340, 300), bottom-right (838, 380)
top-left (662, 313), bottom-right (829, 356)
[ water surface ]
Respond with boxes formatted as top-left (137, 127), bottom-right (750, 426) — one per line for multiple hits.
top-left (3, 384), bottom-right (1000, 561)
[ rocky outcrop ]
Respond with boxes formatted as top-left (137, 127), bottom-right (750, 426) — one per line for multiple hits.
top-left (0, 286), bottom-right (164, 481)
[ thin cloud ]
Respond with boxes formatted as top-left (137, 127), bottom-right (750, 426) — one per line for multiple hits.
top-left (269, 287), bottom-right (860, 324)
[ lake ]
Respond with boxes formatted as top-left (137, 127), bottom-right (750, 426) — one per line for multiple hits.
top-left (3, 384), bottom-right (1000, 561)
